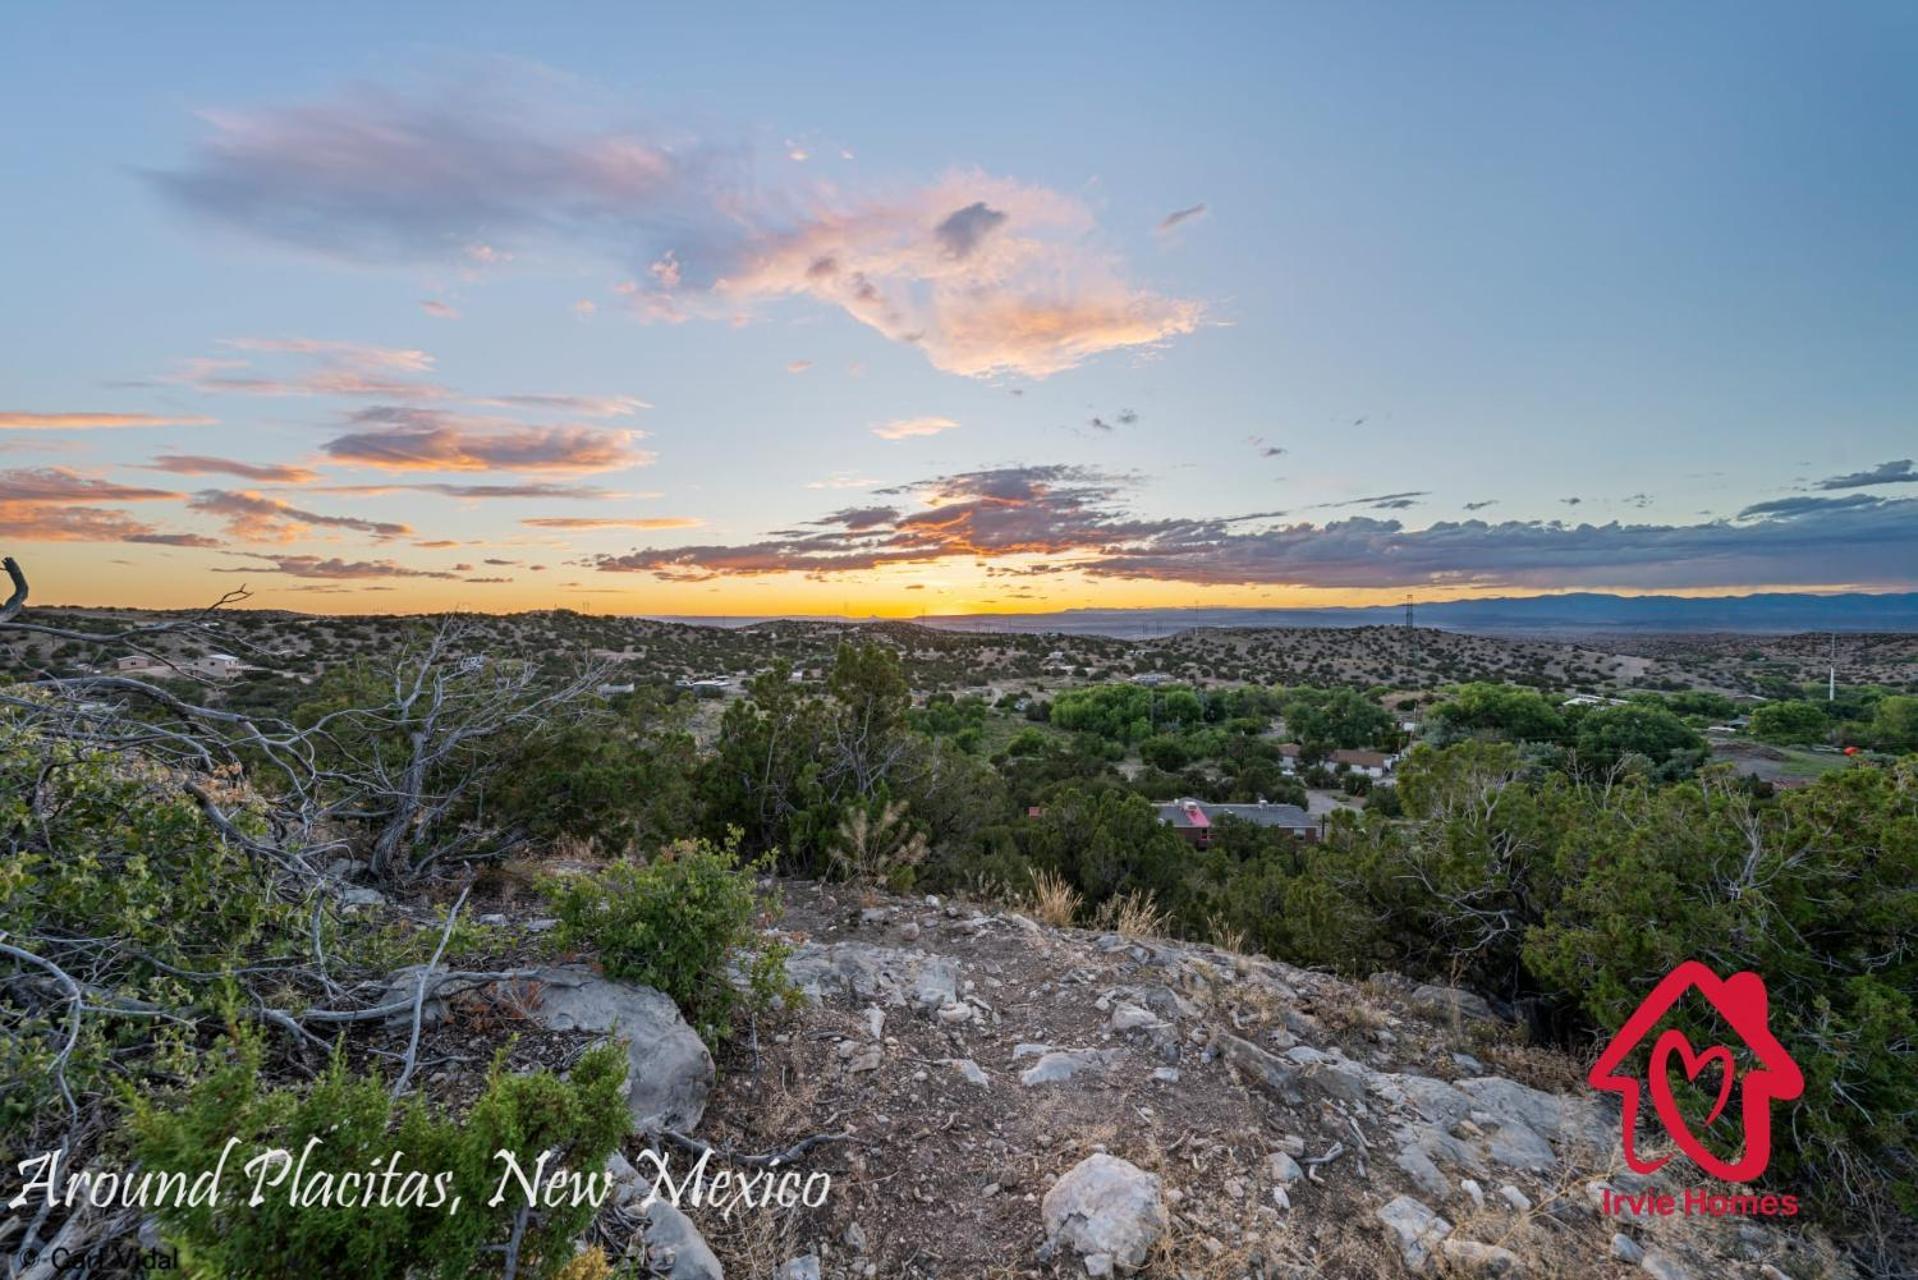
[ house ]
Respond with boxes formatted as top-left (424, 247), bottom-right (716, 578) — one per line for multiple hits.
top-left (188, 653), bottom-right (242, 680)
top-left (1329, 748), bottom-right (1396, 779)
top-left (1155, 797), bottom-right (1320, 846)
top-left (1275, 742), bottom-right (1303, 774)
top-left (1132, 671), bottom-right (1174, 687)
top-left (114, 655), bottom-right (160, 673)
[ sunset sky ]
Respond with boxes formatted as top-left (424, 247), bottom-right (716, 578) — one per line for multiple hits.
top-left (3, 3), bottom-right (1916, 616)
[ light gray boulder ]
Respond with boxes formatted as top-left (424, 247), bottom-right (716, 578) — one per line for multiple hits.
top-left (531, 965), bottom-right (713, 1132)
top-left (639, 1197), bottom-right (725, 1280)
top-left (1041, 1154), bottom-right (1168, 1273)
top-left (1488, 1121), bottom-right (1557, 1172)
top-left (1376, 1195), bottom-right (1453, 1273)
top-left (1021, 1049), bottom-right (1119, 1086)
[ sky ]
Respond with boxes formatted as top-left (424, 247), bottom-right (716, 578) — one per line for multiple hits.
top-left (2, 2), bottom-right (1916, 617)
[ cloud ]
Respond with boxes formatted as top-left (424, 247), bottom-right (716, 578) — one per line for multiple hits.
top-left (718, 174), bottom-right (1202, 378)
top-left (0, 412), bottom-right (217, 430)
top-left (0, 467), bottom-right (209, 546)
top-left (322, 408), bottom-right (648, 473)
top-left (152, 76), bottom-right (1201, 379)
top-left (186, 489), bottom-right (411, 542)
top-left (933, 201), bottom-right (1008, 258)
top-left (478, 393), bottom-right (648, 417)
top-left (1463, 499), bottom-right (1498, 511)
top-left (806, 473), bottom-right (882, 490)
top-left (168, 338), bottom-right (445, 400)
top-left (0, 469), bottom-right (180, 504)
top-left (593, 465), bottom-right (1169, 579)
top-left (1308, 491), bottom-right (1430, 511)
top-left (1815, 458), bottom-right (1918, 490)
top-left (307, 480), bottom-right (623, 500)
top-left (786, 360), bottom-right (813, 374)
top-left (521, 516), bottom-right (702, 529)
top-left (148, 454), bottom-right (320, 483)
top-left (163, 340), bottom-right (647, 420)
top-left (1156, 203), bottom-right (1207, 233)
top-left (223, 337), bottom-right (433, 371)
top-left (872, 416), bottom-right (959, 441)
top-left (218, 555), bottom-right (459, 580)
top-left (588, 462), bottom-right (1918, 591)
top-left (420, 298), bottom-right (460, 319)
top-left (1734, 493), bottom-right (1882, 520)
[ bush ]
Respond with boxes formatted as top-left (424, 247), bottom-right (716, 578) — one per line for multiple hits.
top-left (133, 1037), bottom-right (630, 1279)
top-left (1748, 700), bottom-right (1832, 746)
top-left (544, 833), bottom-right (790, 1043)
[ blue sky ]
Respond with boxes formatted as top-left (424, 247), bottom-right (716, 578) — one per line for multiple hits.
top-left (2, 2), bottom-right (1915, 613)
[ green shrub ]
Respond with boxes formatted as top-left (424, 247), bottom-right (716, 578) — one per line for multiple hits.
top-left (544, 834), bottom-right (790, 1043)
top-left (132, 1037), bottom-right (630, 1279)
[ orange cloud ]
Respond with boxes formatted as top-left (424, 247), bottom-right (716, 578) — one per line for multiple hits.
top-left (149, 455), bottom-right (321, 483)
top-left (521, 516), bottom-right (702, 530)
top-left (0, 467), bottom-right (208, 546)
top-left (717, 173), bottom-right (1202, 377)
top-left (0, 412), bottom-right (218, 429)
top-left (323, 409), bottom-right (649, 473)
top-left (187, 489), bottom-right (411, 542)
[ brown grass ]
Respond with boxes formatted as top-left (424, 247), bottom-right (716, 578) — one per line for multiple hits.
top-left (1093, 888), bottom-right (1170, 939)
top-left (1026, 868), bottom-right (1082, 927)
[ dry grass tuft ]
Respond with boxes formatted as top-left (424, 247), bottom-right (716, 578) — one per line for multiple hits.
top-left (1093, 888), bottom-right (1170, 939)
top-left (1206, 912), bottom-right (1249, 955)
top-left (1026, 868), bottom-right (1082, 927)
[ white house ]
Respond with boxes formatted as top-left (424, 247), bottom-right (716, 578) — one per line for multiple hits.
top-left (188, 653), bottom-right (242, 680)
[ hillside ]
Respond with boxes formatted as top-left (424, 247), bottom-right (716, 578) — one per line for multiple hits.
top-left (5, 606), bottom-right (1834, 699)
top-left (456, 879), bottom-right (1860, 1279)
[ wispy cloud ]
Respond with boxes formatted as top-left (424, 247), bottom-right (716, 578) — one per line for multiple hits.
top-left (148, 454), bottom-right (320, 483)
top-left (1156, 203), bottom-right (1207, 233)
top-left (871, 416), bottom-right (959, 441)
top-left (1815, 458), bottom-right (1917, 490)
top-left (187, 489), bottom-right (411, 542)
top-left (218, 555), bottom-right (460, 580)
top-left (322, 408), bottom-right (648, 473)
top-left (521, 516), bottom-right (701, 530)
top-left (307, 480), bottom-right (624, 500)
top-left (152, 75), bottom-right (1202, 379)
top-left (0, 412), bottom-right (217, 430)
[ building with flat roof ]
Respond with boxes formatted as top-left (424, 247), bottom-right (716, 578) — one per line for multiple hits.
top-left (1155, 797), bottom-right (1320, 847)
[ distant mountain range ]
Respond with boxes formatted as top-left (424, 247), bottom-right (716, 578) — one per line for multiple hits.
top-left (906, 592), bottom-right (1918, 639)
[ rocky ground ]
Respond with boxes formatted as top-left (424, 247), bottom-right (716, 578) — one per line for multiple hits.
top-left (524, 880), bottom-right (1862, 1280)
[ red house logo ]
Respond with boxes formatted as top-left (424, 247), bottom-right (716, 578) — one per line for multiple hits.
top-left (1587, 962), bottom-right (1802, 1182)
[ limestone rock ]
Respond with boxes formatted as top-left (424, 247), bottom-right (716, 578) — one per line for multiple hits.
top-left (1376, 1195), bottom-right (1453, 1272)
top-left (530, 965), bottom-right (713, 1132)
top-left (639, 1198), bottom-right (725, 1280)
top-left (1041, 1154), bottom-right (1169, 1273)
top-left (1020, 1049), bottom-right (1118, 1086)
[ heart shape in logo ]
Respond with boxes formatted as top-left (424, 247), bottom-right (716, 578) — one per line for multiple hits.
top-left (1649, 1028), bottom-right (1736, 1135)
